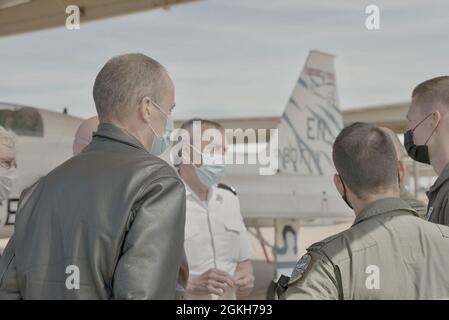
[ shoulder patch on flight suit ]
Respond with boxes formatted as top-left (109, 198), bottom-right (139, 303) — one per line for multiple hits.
top-left (287, 254), bottom-right (312, 286)
top-left (217, 183), bottom-right (237, 195)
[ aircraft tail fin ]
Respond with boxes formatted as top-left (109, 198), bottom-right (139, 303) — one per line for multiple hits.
top-left (277, 50), bottom-right (343, 175)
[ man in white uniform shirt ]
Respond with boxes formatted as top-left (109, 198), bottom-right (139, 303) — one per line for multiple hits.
top-left (176, 119), bottom-right (254, 300)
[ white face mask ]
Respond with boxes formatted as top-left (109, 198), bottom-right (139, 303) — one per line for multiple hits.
top-left (195, 154), bottom-right (226, 187)
top-left (0, 167), bottom-right (16, 201)
top-left (191, 145), bottom-right (226, 187)
top-left (150, 115), bottom-right (174, 156)
top-left (147, 99), bottom-right (171, 155)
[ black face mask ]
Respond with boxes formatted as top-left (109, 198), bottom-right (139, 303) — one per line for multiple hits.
top-left (338, 175), bottom-right (353, 210)
top-left (403, 130), bottom-right (430, 164)
top-left (403, 112), bottom-right (437, 165)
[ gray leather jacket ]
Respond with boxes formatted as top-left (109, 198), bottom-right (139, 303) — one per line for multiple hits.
top-left (0, 123), bottom-right (186, 299)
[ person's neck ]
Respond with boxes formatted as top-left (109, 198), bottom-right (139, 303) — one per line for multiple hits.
top-left (178, 164), bottom-right (210, 201)
top-left (103, 118), bottom-right (154, 151)
top-left (352, 191), bottom-right (399, 216)
top-left (430, 146), bottom-right (449, 175)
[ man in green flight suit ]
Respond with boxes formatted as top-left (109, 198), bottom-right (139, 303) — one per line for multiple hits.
top-left (380, 127), bottom-right (427, 219)
top-left (404, 76), bottom-right (449, 225)
top-left (282, 122), bottom-right (449, 300)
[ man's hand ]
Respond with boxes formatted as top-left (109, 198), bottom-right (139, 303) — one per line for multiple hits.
top-left (233, 260), bottom-right (255, 297)
top-left (233, 271), bottom-right (255, 297)
top-left (187, 268), bottom-right (235, 296)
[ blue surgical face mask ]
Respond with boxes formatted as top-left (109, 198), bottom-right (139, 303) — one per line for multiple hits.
top-left (150, 115), bottom-right (174, 155)
top-left (192, 147), bottom-right (226, 187)
top-left (147, 99), bottom-right (173, 155)
top-left (0, 167), bottom-right (16, 202)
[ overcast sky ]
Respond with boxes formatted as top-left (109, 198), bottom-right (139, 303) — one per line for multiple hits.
top-left (1, 0), bottom-right (448, 120)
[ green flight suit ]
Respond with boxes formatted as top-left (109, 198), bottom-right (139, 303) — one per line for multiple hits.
top-left (283, 198), bottom-right (449, 300)
top-left (400, 184), bottom-right (427, 219)
top-left (426, 163), bottom-right (449, 225)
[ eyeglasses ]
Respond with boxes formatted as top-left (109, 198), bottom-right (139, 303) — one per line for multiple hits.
top-left (149, 98), bottom-right (174, 116)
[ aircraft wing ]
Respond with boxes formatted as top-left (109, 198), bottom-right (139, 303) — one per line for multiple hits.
top-left (0, 0), bottom-right (197, 37)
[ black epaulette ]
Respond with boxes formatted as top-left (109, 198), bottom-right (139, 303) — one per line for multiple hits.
top-left (276, 275), bottom-right (291, 299)
top-left (217, 183), bottom-right (237, 196)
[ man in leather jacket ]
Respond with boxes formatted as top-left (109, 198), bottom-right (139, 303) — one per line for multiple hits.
top-left (0, 53), bottom-right (186, 299)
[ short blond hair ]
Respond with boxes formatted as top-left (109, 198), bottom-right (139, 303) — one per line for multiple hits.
top-left (412, 76), bottom-right (449, 112)
top-left (380, 127), bottom-right (406, 160)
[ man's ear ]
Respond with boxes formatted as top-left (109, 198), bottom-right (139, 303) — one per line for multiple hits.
top-left (138, 97), bottom-right (151, 123)
top-left (334, 174), bottom-right (344, 196)
top-left (432, 109), bottom-right (442, 128)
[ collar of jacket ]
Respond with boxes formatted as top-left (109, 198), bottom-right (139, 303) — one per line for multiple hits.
top-left (399, 184), bottom-right (408, 198)
top-left (399, 184), bottom-right (414, 200)
top-left (426, 162), bottom-right (449, 196)
top-left (353, 197), bottom-right (419, 226)
top-left (93, 123), bottom-right (148, 152)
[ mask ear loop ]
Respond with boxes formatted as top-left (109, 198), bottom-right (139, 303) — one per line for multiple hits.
top-left (412, 112), bottom-right (434, 132)
top-left (146, 98), bottom-right (170, 138)
top-left (338, 174), bottom-right (353, 209)
top-left (424, 115), bottom-right (441, 145)
top-left (147, 116), bottom-right (160, 138)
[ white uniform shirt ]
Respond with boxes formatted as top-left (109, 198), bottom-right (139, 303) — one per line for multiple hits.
top-left (183, 182), bottom-right (254, 300)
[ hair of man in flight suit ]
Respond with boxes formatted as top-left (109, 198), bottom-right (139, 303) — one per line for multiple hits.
top-left (93, 53), bottom-right (175, 152)
top-left (407, 76), bottom-right (449, 175)
top-left (380, 126), bottom-right (407, 184)
top-left (332, 122), bottom-right (400, 215)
